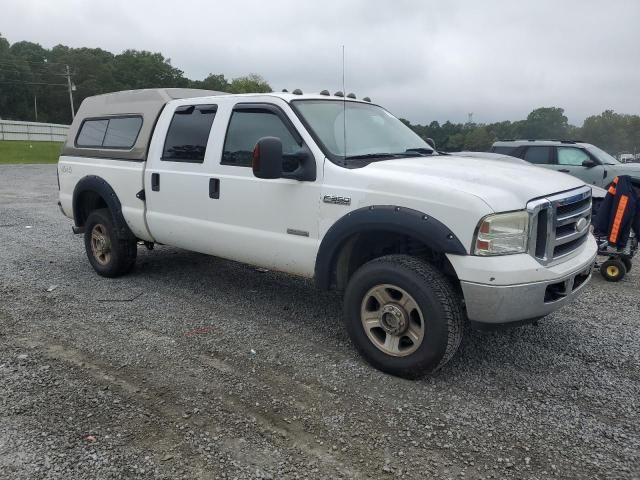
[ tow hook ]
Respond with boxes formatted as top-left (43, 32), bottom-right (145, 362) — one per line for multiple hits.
top-left (138, 241), bottom-right (154, 250)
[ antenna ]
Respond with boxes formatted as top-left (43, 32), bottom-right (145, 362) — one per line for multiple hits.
top-left (342, 45), bottom-right (347, 166)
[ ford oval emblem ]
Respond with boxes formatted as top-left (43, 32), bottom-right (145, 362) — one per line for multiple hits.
top-left (575, 217), bottom-right (588, 233)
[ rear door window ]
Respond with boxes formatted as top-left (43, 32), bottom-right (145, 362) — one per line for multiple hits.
top-left (492, 146), bottom-right (517, 156)
top-left (523, 146), bottom-right (552, 165)
top-left (162, 105), bottom-right (217, 163)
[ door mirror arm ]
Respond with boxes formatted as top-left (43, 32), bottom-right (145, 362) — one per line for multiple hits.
top-left (282, 148), bottom-right (316, 181)
top-left (253, 138), bottom-right (316, 181)
top-left (582, 159), bottom-right (597, 169)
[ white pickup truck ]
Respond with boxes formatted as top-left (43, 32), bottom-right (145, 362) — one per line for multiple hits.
top-left (58, 88), bottom-right (597, 378)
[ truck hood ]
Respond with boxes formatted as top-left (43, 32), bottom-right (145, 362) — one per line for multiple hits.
top-left (610, 163), bottom-right (640, 178)
top-left (364, 155), bottom-right (586, 212)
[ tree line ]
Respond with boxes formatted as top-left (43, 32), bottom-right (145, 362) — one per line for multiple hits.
top-left (401, 107), bottom-right (640, 156)
top-left (1, 35), bottom-right (638, 156)
top-left (0, 35), bottom-right (271, 126)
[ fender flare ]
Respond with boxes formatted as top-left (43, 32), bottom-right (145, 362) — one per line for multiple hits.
top-left (314, 205), bottom-right (467, 290)
top-left (72, 175), bottom-right (131, 238)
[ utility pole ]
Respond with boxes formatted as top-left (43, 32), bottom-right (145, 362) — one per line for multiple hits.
top-left (65, 65), bottom-right (75, 119)
top-left (34, 94), bottom-right (38, 121)
top-left (467, 112), bottom-right (474, 124)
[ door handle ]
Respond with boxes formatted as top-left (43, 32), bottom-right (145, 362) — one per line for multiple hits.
top-left (558, 169), bottom-right (570, 173)
top-left (209, 178), bottom-right (220, 199)
top-left (151, 173), bottom-right (160, 191)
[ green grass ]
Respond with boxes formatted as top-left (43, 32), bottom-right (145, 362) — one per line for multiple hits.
top-left (0, 140), bottom-right (63, 164)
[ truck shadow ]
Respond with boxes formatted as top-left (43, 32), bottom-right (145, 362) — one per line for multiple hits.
top-left (130, 246), bottom-right (597, 381)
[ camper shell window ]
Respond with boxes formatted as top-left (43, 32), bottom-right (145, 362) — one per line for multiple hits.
top-left (75, 115), bottom-right (143, 149)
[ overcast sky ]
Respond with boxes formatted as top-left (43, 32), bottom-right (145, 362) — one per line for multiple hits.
top-left (3, 0), bottom-right (639, 125)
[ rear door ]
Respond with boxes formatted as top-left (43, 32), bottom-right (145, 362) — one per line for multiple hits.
top-left (144, 102), bottom-right (221, 252)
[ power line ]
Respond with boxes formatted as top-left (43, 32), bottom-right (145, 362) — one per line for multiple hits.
top-left (0, 80), bottom-right (67, 86)
top-left (0, 58), bottom-right (70, 67)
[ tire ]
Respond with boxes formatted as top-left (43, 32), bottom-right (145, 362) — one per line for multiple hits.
top-left (343, 254), bottom-right (464, 379)
top-left (84, 208), bottom-right (137, 277)
top-left (622, 258), bottom-right (632, 273)
top-left (600, 259), bottom-right (626, 282)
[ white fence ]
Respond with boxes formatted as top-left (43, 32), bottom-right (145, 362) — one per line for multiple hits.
top-left (0, 120), bottom-right (69, 142)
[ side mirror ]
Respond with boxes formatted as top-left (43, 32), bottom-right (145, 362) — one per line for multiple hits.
top-left (425, 137), bottom-right (436, 149)
top-left (582, 159), bottom-right (597, 168)
top-left (252, 137), bottom-right (283, 179)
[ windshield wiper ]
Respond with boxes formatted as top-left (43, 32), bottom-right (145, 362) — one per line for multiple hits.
top-left (344, 148), bottom-right (435, 161)
top-left (344, 153), bottom-right (399, 160)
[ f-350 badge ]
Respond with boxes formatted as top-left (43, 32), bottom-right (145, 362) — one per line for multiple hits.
top-left (323, 195), bottom-right (351, 206)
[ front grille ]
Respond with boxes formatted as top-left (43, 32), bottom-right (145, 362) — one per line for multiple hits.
top-left (528, 186), bottom-right (592, 264)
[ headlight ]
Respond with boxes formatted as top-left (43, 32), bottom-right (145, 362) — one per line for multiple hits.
top-left (474, 211), bottom-right (529, 256)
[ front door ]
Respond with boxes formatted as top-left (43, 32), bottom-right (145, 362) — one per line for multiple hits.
top-left (204, 101), bottom-right (322, 277)
top-left (554, 146), bottom-right (606, 186)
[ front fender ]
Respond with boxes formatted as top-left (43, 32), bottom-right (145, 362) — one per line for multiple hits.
top-left (314, 205), bottom-right (467, 289)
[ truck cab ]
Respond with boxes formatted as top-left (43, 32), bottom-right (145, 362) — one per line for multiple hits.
top-left (58, 89), bottom-right (597, 378)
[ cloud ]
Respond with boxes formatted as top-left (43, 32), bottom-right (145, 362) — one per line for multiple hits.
top-left (3, 0), bottom-right (639, 125)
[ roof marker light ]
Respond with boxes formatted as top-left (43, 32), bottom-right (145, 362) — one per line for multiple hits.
top-left (282, 89), bottom-right (288, 92)
top-left (334, 91), bottom-right (344, 97)
top-left (292, 89), bottom-right (303, 95)
top-left (320, 90), bottom-right (330, 96)
top-left (362, 96), bottom-right (371, 102)
top-left (347, 93), bottom-right (356, 99)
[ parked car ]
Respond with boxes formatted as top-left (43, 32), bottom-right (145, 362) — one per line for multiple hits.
top-left (452, 150), bottom-right (607, 201)
top-left (58, 89), bottom-right (597, 378)
top-left (491, 140), bottom-right (640, 187)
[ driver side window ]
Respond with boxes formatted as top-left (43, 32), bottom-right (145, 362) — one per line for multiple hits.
top-left (557, 147), bottom-right (591, 166)
top-left (222, 109), bottom-right (301, 169)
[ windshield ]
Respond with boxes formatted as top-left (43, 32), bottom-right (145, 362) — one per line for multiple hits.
top-left (585, 144), bottom-right (620, 165)
top-left (292, 100), bottom-right (434, 163)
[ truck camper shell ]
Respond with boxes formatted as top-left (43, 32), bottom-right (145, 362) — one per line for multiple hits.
top-left (62, 88), bottom-right (226, 161)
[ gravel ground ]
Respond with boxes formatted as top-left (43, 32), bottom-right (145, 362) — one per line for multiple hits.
top-left (1, 164), bottom-right (638, 480)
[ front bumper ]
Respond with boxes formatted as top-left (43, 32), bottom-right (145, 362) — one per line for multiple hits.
top-left (460, 260), bottom-right (595, 324)
top-left (450, 236), bottom-right (598, 324)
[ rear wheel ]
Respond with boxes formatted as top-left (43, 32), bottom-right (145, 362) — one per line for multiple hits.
top-left (600, 259), bottom-right (626, 282)
top-left (84, 209), bottom-right (137, 277)
top-left (344, 255), bottom-right (464, 378)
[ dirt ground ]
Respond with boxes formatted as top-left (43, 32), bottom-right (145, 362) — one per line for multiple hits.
top-left (1, 165), bottom-right (638, 479)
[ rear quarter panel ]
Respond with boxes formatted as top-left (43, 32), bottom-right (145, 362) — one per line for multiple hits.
top-left (57, 156), bottom-right (152, 241)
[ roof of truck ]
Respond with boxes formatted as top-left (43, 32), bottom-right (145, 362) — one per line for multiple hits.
top-left (62, 88), bottom-right (374, 161)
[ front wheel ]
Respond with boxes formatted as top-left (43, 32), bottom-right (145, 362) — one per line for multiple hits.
top-left (84, 208), bottom-right (137, 277)
top-left (343, 255), bottom-right (464, 378)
